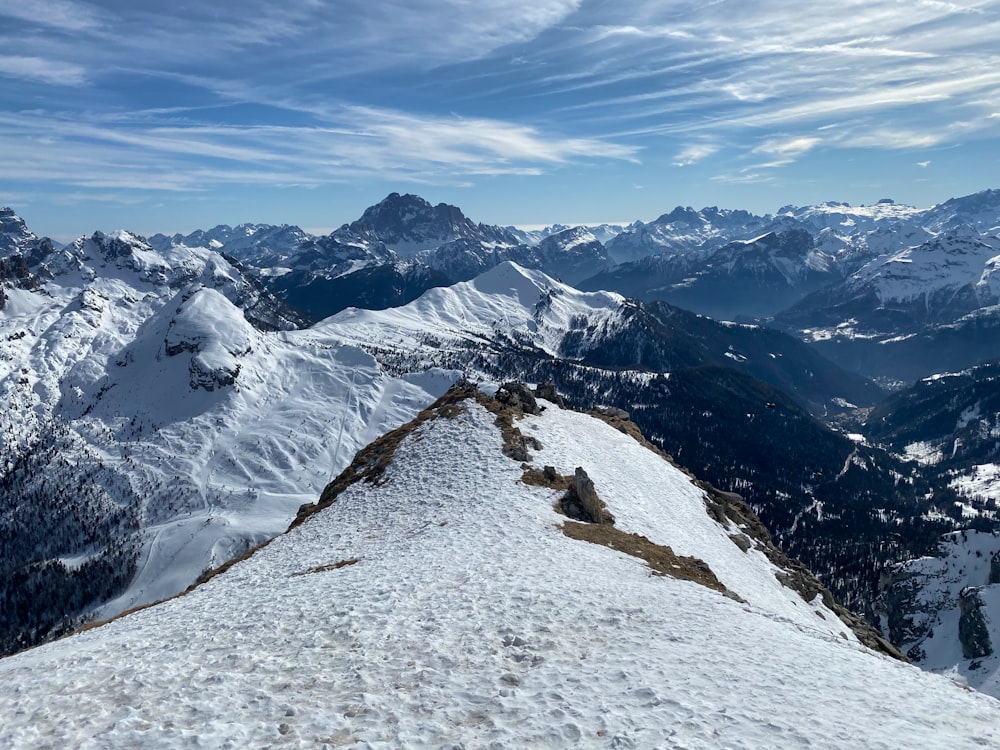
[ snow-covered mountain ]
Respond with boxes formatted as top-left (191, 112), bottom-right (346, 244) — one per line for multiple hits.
top-left (0, 216), bottom-right (460, 652)
top-left (9, 197), bottom-right (1000, 700)
top-left (418, 225), bottom-right (611, 286)
top-left (605, 205), bottom-right (769, 264)
top-left (507, 221), bottom-right (625, 246)
top-left (780, 228), bottom-right (1000, 335)
top-left (886, 530), bottom-right (1000, 697)
top-left (583, 228), bottom-right (842, 320)
top-left (773, 228), bottom-right (1000, 383)
top-left (149, 222), bottom-right (314, 269)
top-left (337, 191), bottom-right (519, 260)
top-left (0, 207), bottom-right (41, 256)
top-left (586, 200), bottom-right (941, 322)
top-left (0, 216), bottom-right (899, 657)
top-left (585, 194), bottom-right (1000, 368)
top-left (853, 361), bottom-right (1000, 696)
top-left (7, 384), bottom-right (999, 749)
top-left (140, 189), bottom-right (1000, 367)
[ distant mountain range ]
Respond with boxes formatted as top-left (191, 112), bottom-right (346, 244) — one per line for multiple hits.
top-left (4, 190), bottom-right (1000, 698)
top-left (141, 189), bottom-right (1000, 384)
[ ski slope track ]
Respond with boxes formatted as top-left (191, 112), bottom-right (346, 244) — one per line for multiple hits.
top-left (2, 391), bottom-right (998, 749)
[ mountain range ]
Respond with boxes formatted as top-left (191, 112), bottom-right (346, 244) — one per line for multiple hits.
top-left (4, 190), bottom-right (1000, 706)
top-left (139, 189), bottom-right (1000, 386)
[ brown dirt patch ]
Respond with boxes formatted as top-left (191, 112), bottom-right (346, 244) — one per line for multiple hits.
top-left (561, 520), bottom-right (729, 595)
top-left (291, 558), bottom-right (360, 576)
top-left (521, 466), bottom-right (572, 490)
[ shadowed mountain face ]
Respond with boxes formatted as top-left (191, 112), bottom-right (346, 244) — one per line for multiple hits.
top-left (582, 229), bottom-right (840, 320)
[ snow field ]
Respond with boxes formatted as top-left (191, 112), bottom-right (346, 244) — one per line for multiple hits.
top-left (2, 399), bottom-right (998, 748)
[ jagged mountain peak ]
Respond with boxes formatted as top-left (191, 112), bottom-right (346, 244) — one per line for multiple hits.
top-left (353, 192), bottom-right (470, 238)
top-left (86, 229), bottom-right (151, 258)
top-left (343, 192), bottom-right (518, 259)
top-left (929, 188), bottom-right (1000, 231)
top-left (0, 207), bottom-right (40, 257)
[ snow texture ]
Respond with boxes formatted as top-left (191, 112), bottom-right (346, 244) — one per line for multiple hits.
top-left (2, 397), bottom-right (998, 748)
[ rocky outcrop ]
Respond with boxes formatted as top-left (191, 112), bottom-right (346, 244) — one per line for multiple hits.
top-left (496, 382), bottom-right (539, 415)
top-left (990, 551), bottom-right (1000, 585)
top-left (534, 382), bottom-right (564, 407)
top-left (959, 587), bottom-right (993, 659)
top-left (561, 467), bottom-right (615, 525)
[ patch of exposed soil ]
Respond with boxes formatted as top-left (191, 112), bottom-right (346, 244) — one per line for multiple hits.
top-left (561, 520), bottom-right (729, 595)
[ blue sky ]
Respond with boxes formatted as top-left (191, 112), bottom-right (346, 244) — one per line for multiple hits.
top-left (2, 0), bottom-right (999, 240)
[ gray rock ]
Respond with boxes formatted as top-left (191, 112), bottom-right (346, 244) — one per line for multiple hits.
top-left (561, 467), bottom-right (615, 525)
top-left (959, 587), bottom-right (993, 659)
top-left (533, 382), bottom-right (564, 407)
top-left (496, 382), bottom-right (539, 415)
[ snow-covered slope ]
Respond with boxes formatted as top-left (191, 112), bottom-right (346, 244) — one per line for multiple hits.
top-left (2, 253), bottom-right (884, 655)
top-left (886, 530), bottom-right (1000, 698)
top-left (1, 388), bottom-right (996, 748)
top-left (783, 228), bottom-right (1000, 336)
top-left (0, 224), bottom-right (459, 652)
top-left (321, 261), bottom-right (627, 359)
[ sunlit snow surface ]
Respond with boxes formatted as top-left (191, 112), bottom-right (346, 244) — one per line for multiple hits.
top-left (0, 259), bottom-right (624, 623)
top-left (2, 399), bottom-right (998, 748)
top-left (0, 251), bottom-right (461, 617)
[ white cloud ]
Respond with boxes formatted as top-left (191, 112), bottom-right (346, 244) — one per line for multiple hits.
top-left (0, 0), bottom-right (102, 32)
top-left (917, 161), bottom-right (932, 167)
top-left (3, 0), bottom-right (1000, 207)
top-left (673, 143), bottom-right (719, 166)
top-left (0, 56), bottom-right (86, 85)
top-left (0, 105), bottom-right (639, 193)
top-left (753, 137), bottom-right (821, 157)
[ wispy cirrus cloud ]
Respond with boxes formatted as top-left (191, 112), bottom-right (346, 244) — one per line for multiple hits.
top-left (0, 104), bottom-right (639, 193)
top-left (3, 0), bottom-right (1000, 229)
top-left (0, 55), bottom-right (87, 85)
top-left (0, 0), bottom-right (103, 32)
top-left (673, 143), bottom-right (719, 166)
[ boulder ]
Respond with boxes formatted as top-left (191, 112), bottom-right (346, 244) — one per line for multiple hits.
top-left (959, 587), bottom-right (993, 659)
top-left (496, 382), bottom-right (539, 415)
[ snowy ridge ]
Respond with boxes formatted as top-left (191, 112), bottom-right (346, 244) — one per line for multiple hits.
top-left (846, 229), bottom-right (1000, 306)
top-left (321, 261), bottom-right (626, 358)
top-left (1, 390), bottom-right (997, 748)
top-left (1, 257), bottom-right (620, 645)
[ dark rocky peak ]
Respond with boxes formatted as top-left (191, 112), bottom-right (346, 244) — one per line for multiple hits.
top-left (352, 192), bottom-right (470, 239)
top-left (654, 205), bottom-right (702, 226)
top-left (700, 206), bottom-right (762, 228)
top-left (339, 193), bottom-right (519, 257)
top-left (88, 230), bottom-right (150, 260)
